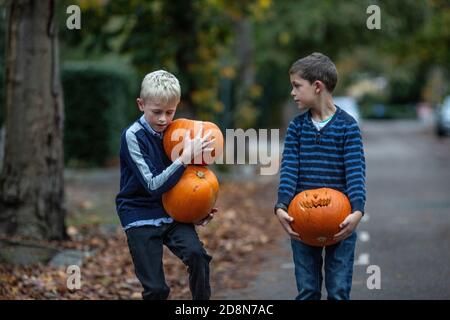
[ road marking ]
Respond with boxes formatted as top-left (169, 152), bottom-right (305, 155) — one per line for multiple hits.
top-left (359, 231), bottom-right (370, 242)
top-left (355, 253), bottom-right (370, 266)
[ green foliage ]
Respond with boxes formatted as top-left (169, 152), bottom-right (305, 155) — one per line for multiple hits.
top-left (0, 5), bottom-right (5, 126)
top-left (52, 0), bottom-right (450, 135)
top-left (59, 0), bottom-right (236, 122)
top-left (380, 0), bottom-right (449, 68)
top-left (0, 63), bottom-right (4, 126)
top-left (253, 0), bottom-right (380, 121)
top-left (62, 61), bottom-right (139, 167)
top-left (252, 0), bottom-right (438, 125)
top-left (56, 0), bottom-right (448, 129)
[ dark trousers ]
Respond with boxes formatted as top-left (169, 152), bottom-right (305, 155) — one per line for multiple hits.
top-left (125, 222), bottom-right (212, 300)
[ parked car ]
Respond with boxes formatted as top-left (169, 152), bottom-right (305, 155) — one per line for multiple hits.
top-left (333, 96), bottom-right (361, 124)
top-left (435, 95), bottom-right (450, 137)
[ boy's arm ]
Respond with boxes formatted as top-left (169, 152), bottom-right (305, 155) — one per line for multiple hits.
top-left (343, 123), bottom-right (366, 215)
top-left (276, 119), bottom-right (301, 211)
top-left (334, 123), bottom-right (366, 241)
top-left (123, 130), bottom-right (186, 197)
top-left (274, 119), bottom-right (302, 240)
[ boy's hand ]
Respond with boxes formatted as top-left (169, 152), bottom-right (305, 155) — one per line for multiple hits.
top-left (180, 127), bottom-right (215, 165)
top-left (333, 211), bottom-right (363, 242)
top-left (275, 208), bottom-right (301, 241)
top-left (195, 208), bottom-right (218, 227)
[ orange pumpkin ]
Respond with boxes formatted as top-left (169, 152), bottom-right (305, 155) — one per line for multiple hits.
top-left (288, 188), bottom-right (351, 247)
top-left (163, 118), bottom-right (224, 165)
top-left (162, 165), bottom-right (219, 223)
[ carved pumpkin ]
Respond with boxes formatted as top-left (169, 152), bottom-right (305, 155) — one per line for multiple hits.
top-left (288, 188), bottom-right (351, 247)
top-left (162, 165), bottom-right (219, 223)
top-left (163, 118), bottom-right (224, 165)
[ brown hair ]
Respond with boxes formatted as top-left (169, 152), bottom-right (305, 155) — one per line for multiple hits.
top-left (289, 52), bottom-right (338, 92)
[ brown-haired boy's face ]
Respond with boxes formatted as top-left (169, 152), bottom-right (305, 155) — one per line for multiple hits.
top-left (290, 73), bottom-right (316, 109)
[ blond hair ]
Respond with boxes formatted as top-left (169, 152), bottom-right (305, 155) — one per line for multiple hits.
top-left (140, 70), bottom-right (181, 105)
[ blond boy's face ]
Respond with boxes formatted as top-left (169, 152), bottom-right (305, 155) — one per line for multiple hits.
top-left (137, 98), bottom-right (178, 132)
top-left (290, 74), bottom-right (317, 110)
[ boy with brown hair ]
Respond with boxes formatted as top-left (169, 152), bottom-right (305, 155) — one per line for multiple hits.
top-left (275, 53), bottom-right (366, 300)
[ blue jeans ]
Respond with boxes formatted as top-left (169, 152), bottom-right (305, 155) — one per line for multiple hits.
top-left (291, 232), bottom-right (357, 300)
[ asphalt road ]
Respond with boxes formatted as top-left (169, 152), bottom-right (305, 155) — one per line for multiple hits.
top-left (217, 120), bottom-right (450, 300)
top-left (353, 120), bottom-right (450, 299)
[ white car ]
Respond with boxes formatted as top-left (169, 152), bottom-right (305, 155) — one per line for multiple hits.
top-left (333, 96), bottom-right (361, 124)
top-left (436, 95), bottom-right (450, 136)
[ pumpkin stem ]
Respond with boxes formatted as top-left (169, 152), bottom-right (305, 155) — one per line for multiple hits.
top-left (196, 171), bottom-right (205, 179)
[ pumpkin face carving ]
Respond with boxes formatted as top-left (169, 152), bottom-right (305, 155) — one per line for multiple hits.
top-left (288, 188), bottom-right (351, 247)
top-left (162, 166), bottom-right (219, 223)
top-left (163, 118), bottom-right (224, 165)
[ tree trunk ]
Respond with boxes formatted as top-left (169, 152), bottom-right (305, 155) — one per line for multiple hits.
top-left (0, 0), bottom-right (66, 240)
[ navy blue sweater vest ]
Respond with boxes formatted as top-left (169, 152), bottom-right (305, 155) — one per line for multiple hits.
top-left (115, 118), bottom-right (186, 227)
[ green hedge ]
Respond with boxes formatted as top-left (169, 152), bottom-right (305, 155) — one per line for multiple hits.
top-left (0, 61), bottom-right (139, 166)
top-left (62, 62), bottom-right (139, 167)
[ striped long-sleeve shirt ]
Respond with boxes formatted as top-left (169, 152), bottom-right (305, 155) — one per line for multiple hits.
top-left (277, 106), bottom-right (366, 213)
